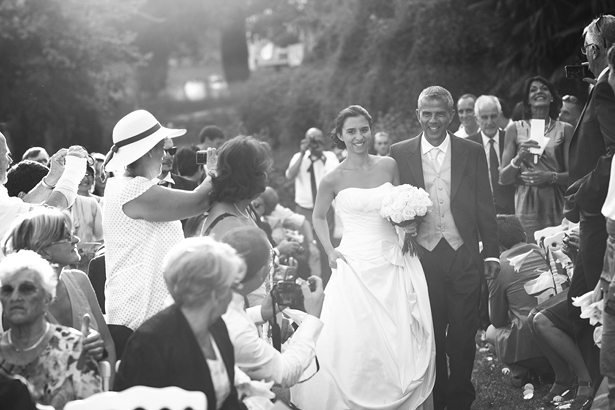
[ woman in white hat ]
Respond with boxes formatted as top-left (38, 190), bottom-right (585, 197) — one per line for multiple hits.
top-left (101, 110), bottom-right (215, 331)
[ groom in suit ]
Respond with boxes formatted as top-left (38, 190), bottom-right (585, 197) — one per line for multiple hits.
top-left (390, 86), bottom-right (500, 410)
top-left (466, 95), bottom-right (515, 215)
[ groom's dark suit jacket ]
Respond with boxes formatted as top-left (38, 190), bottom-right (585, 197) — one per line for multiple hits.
top-left (390, 132), bottom-right (499, 271)
top-left (466, 129), bottom-right (516, 215)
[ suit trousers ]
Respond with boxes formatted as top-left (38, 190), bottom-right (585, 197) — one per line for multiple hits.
top-left (567, 212), bottom-right (607, 388)
top-left (421, 239), bottom-right (481, 410)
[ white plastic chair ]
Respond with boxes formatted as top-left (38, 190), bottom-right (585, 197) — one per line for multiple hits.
top-left (98, 361), bottom-right (111, 392)
top-left (63, 385), bottom-right (207, 410)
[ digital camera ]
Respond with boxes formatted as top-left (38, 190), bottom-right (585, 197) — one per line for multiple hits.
top-left (564, 64), bottom-right (592, 79)
top-left (271, 264), bottom-right (314, 311)
top-left (308, 134), bottom-right (320, 151)
top-left (196, 150), bottom-right (207, 165)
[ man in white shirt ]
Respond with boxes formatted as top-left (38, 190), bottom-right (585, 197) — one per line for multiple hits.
top-left (286, 128), bottom-right (339, 283)
top-left (454, 94), bottom-right (479, 138)
top-left (467, 95), bottom-right (515, 215)
top-left (221, 227), bottom-right (324, 388)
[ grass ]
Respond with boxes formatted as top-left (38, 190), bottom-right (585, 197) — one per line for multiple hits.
top-left (472, 333), bottom-right (551, 410)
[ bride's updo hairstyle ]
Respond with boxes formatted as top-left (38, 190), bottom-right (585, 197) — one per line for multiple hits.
top-left (330, 105), bottom-right (373, 149)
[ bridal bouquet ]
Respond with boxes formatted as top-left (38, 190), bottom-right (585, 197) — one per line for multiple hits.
top-left (380, 184), bottom-right (433, 257)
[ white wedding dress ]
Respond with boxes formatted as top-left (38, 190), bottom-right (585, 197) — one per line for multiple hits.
top-left (291, 182), bottom-right (436, 410)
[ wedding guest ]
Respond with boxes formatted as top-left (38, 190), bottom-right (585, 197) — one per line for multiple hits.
top-left (467, 95), bottom-right (515, 215)
top-left (102, 110), bottom-right (214, 330)
top-left (114, 237), bottom-right (247, 410)
top-left (454, 94), bottom-right (479, 138)
top-left (0, 251), bottom-right (101, 409)
top-left (1, 134), bottom-right (87, 250)
top-left (198, 135), bottom-right (273, 306)
top-left (5, 160), bottom-right (48, 199)
top-left (486, 215), bottom-right (551, 385)
top-left (156, 137), bottom-right (197, 191)
top-left (2, 207), bottom-right (116, 382)
top-left (221, 227), bottom-right (324, 387)
top-left (558, 95), bottom-right (583, 127)
top-left (499, 76), bottom-right (573, 242)
top-left (174, 145), bottom-right (204, 182)
top-left (597, 43), bottom-right (615, 410)
top-left (21, 147), bottom-right (49, 166)
top-left (91, 153), bottom-right (107, 197)
top-left (566, 14), bottom-right (615, 392)
top-left (197, 125), bottom-right (226, 150)
top-left (285, 128), bottom-right (339, 283)
top-left (77, 159), bottom-right (101, 202)
top-left (373, 131), bottom-right (391, 156)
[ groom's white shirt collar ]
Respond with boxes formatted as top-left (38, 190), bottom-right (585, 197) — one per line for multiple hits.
top-left (421, 133), bottom-right (450, 155)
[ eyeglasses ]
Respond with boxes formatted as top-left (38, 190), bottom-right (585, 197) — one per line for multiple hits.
top-left (1, 282), bottom-right (38, 297)
top-left (164, 146), bottom-right (177, 156)
top-left (49, 231), bottom-right (76, 246)
top-left (562, 95), bottom-right (580, 104)
top-left (6, 152), bottom-right (13, 167)
top-left (582, 15), bottom-right (606, 55)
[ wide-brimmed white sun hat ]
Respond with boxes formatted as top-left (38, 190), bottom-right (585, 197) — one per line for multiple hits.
top-left (104, 110), bottom-right (186, 172)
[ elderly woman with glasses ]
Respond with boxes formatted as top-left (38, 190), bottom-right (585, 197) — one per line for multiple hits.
top-left (499, 76), bottom-right (574, 242)
top-left (102, 110), bottom-right (217, 331)
top-left (0, 250), bottom-right (102, 409)
top-left (115, 237), bottom-right (247, 410)
top-left (2, 207), bottom-right (116, 379)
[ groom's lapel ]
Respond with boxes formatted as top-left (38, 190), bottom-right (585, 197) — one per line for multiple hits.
top-left (450, 133), bottom-right (469, 201)
top-left (404, 136), bottom-right (424, 188)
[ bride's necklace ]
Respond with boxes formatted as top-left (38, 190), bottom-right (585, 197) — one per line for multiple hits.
top-left (8, 322), bottom-right (50, 352)
top-left (234, 203), bottom-right (251, 219)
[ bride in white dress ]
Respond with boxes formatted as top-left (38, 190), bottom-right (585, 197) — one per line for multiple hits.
top-left (291, 105), bottom-right (436, 410)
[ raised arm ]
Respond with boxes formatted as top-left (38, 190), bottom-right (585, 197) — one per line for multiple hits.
top-left (123, 178), bottom-right (213, 222)
top-left (285, 148), bottom-right (306, 180)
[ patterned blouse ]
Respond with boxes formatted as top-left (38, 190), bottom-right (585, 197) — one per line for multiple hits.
top-left (0, 325), bottom-right (101, 409)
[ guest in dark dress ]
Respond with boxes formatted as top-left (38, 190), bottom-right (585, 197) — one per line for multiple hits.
top-left (114, 236), bottom-right (247, 410)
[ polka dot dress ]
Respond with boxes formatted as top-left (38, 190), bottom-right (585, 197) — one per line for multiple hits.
top-left (103, 176), bottom-right (184, 330)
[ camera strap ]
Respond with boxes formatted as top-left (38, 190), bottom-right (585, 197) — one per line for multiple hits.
top-left (270, 290), bottom-right (282, 352)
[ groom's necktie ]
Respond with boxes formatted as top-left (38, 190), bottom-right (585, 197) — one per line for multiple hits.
top-left (430, 147), bottom-right (442, 171)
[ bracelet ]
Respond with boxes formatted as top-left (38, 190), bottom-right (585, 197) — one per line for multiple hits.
top-left (41, 177), bottom-right (56, 189)
top-left (510, 158), bottom-right (521, 169)
top-left (551, 172), bottom-right (558, 184)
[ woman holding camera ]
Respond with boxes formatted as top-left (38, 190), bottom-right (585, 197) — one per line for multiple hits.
top-left (102, 110), bottom-right (216, 331)
top-left (291, 105), bottom-right (435, 410)
top-left (499, 76), bottom-right (573, 242)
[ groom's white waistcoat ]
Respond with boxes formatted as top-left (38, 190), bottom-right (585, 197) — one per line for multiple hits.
top-left (417, 144), bottom-right (464, 252)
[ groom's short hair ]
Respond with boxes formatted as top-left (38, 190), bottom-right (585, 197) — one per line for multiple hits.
top-left (417, 86), bottom-right (454, 112)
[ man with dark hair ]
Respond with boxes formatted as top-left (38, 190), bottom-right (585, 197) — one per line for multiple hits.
top-left (220, 226), bottom-right (325, 387)
top-left (566, 14), bottom-right (615, 392)
top-left (558, 95), bottom-right (584, 127)
top-left (5, 160), bottom-right (49, 198)
top-left (174, 145), bottom-right (203, 182)
top-left (486, 215), bottom-right (551, 385)
top-left (197, 125), bottom-right (225, 150)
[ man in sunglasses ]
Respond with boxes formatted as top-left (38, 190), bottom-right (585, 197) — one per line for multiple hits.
top-left (155, 137), bottom-right (197, 191)
top-left (558, 94), bottom-right (583, 127)
top-left (566, 14), bottom-right (615, 396)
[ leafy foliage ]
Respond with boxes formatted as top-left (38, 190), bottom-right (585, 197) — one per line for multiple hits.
top-left (0, 0), bottom-right (141, 156)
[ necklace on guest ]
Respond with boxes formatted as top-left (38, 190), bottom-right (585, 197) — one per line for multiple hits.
top-left (8, 322), bottom-right (50, 352)
top-left (234, 203), bottom-right (251, 219)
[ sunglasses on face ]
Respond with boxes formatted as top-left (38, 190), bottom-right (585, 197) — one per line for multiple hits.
top-left (49, 230), bottom-right (76, 246)
top-left (562, 95), bottom-right (579, 104)
top-left (1, 282), bottom-right (38, 297)
top-left (164, 146), bottom-right (177, 156)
